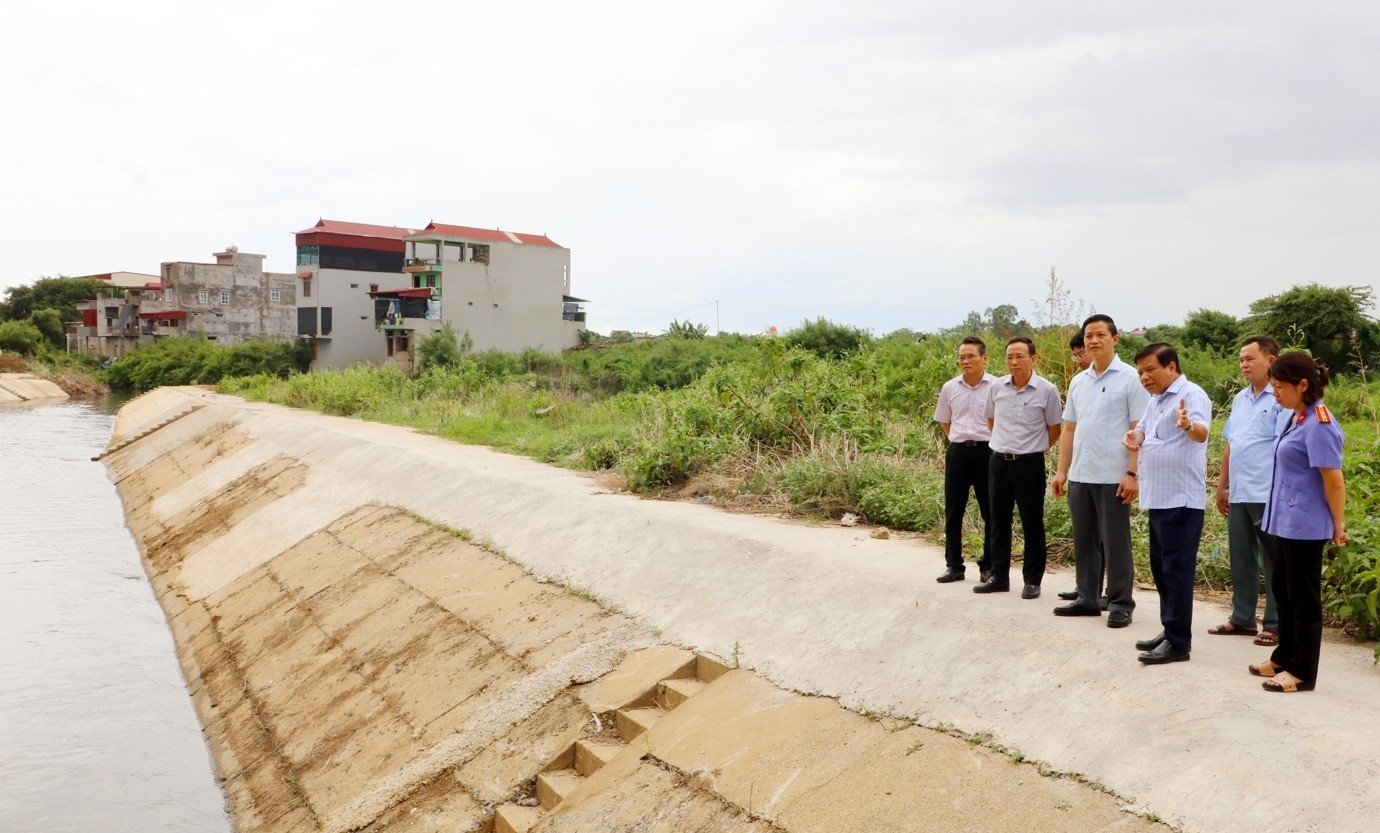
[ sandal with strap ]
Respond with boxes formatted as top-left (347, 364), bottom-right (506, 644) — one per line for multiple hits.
top-left (1249, 660), bottom-right (1284, 677)
top-left (1262, 672), bottom-right (1315, 693)
top-left (1253, 629), bottom-right (1279, 646)
top-left (1209, 621), bottom-right (1259, 636)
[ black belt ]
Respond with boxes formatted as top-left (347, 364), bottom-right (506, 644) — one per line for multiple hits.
top-left (994, 451), bottom-right (1043, 461)
top-left (955, 440), bottom-right (989, 447)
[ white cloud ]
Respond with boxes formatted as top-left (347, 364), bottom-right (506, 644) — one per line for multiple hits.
top-left (2, 0), bottom-right (1377, 336)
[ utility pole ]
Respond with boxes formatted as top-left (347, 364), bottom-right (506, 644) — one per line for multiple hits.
top-left (715, 300), bottom-right (720, 336)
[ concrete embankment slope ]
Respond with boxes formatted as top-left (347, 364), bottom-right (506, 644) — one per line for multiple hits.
top-left (0, 372), bottom-right (69, 402)
top-left (106, 388), bottom-right (1379, 833)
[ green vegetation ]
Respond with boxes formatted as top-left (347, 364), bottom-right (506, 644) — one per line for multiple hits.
top-left (102, 336), bottom-right (310, 390)
top-left (0, 320), bottom-right (47, 355)
top-left (215, 312), bottom-right (1379, 657)
top-left (0, 276), bottom-right (111, 356)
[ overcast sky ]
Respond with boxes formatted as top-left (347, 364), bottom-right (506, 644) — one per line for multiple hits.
top-left (2, 1), bottom-right (1377, 334)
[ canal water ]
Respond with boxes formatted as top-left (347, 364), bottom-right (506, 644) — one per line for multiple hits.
top-left (0, 398), bottom-right (230, 833)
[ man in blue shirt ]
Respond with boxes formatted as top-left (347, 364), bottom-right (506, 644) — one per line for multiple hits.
top-left (1123, 343), bottom-right (1212, 664)
top-left (1209, 336), bottom-right (1286, 645)
top-left (1052, 314), bottom-right (1150, 628)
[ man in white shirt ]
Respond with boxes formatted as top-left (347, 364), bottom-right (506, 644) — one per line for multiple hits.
top-left (1051, 315), bottom-right (1150, 627)
top-left (933, 336), bottom-right (998, 583)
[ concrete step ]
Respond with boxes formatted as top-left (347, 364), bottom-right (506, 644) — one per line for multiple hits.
top-left (574, 738), bottom-right (625, 776)
top-left (536, 768), bottom-right (584, 810)
top-left (493, 803), bottom-right (543, 833)
top-left (616, 706), bottom-right (666, 741)
top-left (94, 405), bottom-right (204, 460)
top-left (696, 653), bottom-right (733, 682)
top-left (658, 677), bottom-right (706, 709)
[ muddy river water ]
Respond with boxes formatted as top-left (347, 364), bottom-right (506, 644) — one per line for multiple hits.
top-left (0, 398), bottom-right (229, 832)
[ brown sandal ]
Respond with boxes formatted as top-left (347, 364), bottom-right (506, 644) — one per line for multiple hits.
top-left (1209, 621), bottom-right (1259, 636)
top-left (1249, 660), bottom-right (1284, 677)
top-left (1262, 672), bottom-right (1314, 693)
top-left (1253, 629), bottom-right (1279, 646)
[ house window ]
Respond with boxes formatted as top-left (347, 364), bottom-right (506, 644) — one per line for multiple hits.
top-left (219, 290), bottom-right (231, 305)
top-left (164, 288), bottom-right (173, 302)
top-left (271, 287), bottom-right (282, 303)
top-left (296, 246), bottom-right (319, 266)
top-left (198, 290), bottom-right (209, 304)
top-left (302, 279), bottom-right (311, 299)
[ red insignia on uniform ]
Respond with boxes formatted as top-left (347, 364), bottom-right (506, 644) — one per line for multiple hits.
top-left (1316, 405), bottom-right (1333, 424)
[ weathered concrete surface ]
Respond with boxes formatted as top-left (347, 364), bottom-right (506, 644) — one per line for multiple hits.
top-left (0, 372), bottom-right (69, 402)
top-left (108, 388), bottom-right (1380, 833)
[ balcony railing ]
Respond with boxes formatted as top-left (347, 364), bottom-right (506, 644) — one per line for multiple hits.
top-left (403, 258), bottom-right (441, 272)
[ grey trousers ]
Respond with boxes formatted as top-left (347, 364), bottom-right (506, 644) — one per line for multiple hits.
top-left (1228, 502), bottom-right (1279, 631)
top-left (1068, 481), bottom-right (1135, 613)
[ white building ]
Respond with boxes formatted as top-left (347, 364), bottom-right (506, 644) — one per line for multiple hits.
top-left (296, 219), bottom-right (585, 371)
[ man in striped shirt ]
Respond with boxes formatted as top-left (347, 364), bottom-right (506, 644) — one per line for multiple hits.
top-left (1123, 343), bottom-right (1213, 664)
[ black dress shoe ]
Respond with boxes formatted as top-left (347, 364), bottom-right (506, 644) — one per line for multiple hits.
top-left (936, 568), bottom-right (966, 583)
top-left (1107, 611), bottom-right (1132, 628)
top-left (1057, 590), bottom-right (1078, 601)
top-left (1053, 603), bottom-right (1100, 617)
top-left (1021, 584), bottom-right (1041, 599)
top-left (980, 570), bottom-right (993, 584)
top-left (1098, 595), bottom-right (1110, 611)
top-left (973, 579), bottom-right (1010, 594)
top-left (1135, 631), bottom-right (1166, 651)
top-left (1138, 640), bottom-right (1190, 664)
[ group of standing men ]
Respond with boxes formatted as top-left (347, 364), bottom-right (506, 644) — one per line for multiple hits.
top-left (934, 314), bottom-right (1287, 666)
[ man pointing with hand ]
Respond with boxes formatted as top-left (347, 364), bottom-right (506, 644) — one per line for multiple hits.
top-left (1125, 343), bottom-right (1212, 664)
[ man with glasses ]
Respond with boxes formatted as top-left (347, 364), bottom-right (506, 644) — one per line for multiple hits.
top-left (934, 336), bottom-right (997, 584)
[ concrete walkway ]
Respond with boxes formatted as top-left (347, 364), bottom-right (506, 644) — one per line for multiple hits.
top-left (117, 389), bottom-right (1380, 833)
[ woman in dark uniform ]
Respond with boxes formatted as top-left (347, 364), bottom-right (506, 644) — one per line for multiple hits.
top-left (1250, 352), bottom-right (1346, 693)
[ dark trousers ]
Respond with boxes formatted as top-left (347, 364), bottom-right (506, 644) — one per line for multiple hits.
top-left (1148, 507), bottom-right (1204, 651)
top-left (988, 453), bottom-right (1047, 585)
top-left (943, 441), bottom-right (992, 573)
top-left (1067, 482), bottom-right (1135, 613)
top-left (1227, 502), bottom-right (1279, 631)
top-left (1270, 537), bottom-right (1326, 685)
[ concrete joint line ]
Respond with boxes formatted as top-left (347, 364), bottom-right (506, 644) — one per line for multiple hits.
top-left (325, 629), bottom-right (649, 833)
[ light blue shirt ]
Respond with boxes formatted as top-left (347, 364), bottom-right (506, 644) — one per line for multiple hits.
top-left (1063, 355), bottom-right (1151, 485)
top-left (1136, 375), bottom-right (1212, 510)
top-left (1222, 384), bottom-right (1288, 504)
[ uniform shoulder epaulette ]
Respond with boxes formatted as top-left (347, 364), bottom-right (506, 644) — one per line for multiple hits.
top-left (1316, 405), bottom-right (1333, 424)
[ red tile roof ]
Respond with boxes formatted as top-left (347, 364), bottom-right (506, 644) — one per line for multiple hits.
top-left (411, 222), bottom-right (563, 248)
top-left (296, 219), bottom-right (417, 240)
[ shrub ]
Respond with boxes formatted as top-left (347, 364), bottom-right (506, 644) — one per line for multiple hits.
top-left (0, 320), bottom-right (45, 355)
top-left (103, 337), bottom-right (307, 391)
top-left (417, 323), bottom-right (471, 372)
top-left (785, 317), bottom-right (872, 359)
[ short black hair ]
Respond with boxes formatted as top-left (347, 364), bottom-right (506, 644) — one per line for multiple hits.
top-left (1241, 335), bottom-right (1281, 359)
top-left (1134, 342), bottom-right (1179, 372)
top-left (959, 336), bottom-right (987, 356)
top-left (1069, 331), bottom-right (1085, 349)
top-left (1269, 351), bottom-right (1331, 405)
top-left (1081, 313), bottom-right (1118, 337)
top-left (1007, 336), bottom-right (1036, 356)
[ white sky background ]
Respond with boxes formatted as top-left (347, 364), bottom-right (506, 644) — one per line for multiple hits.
top-left (1, 1), bottom-right (1377, 335)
